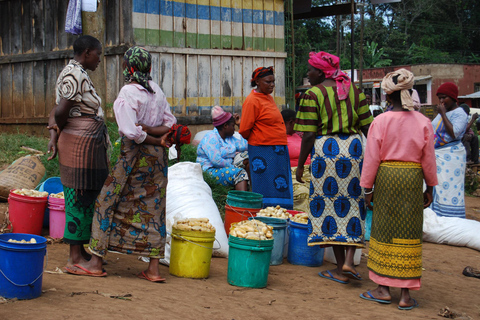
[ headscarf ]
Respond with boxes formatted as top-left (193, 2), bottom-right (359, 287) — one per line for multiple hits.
top-left (251, 66), bottom-right (274, 86)
top-left (308, 51), bottom-right (351, 100)
top-left (381, 68), bottom-right (415, 111)
top-left (436, 82), bottom-right (458, 101)
top-left (123, 46), bottom-right (154, 93)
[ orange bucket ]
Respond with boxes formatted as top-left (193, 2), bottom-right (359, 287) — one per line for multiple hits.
top-left (224, 204), bottom-right (260, 236)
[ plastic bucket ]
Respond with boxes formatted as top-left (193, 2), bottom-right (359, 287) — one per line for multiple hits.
top-left (287, 221), bottom-right (324, 267)
top-left (37, 177), bottom-right (63, 227)
top-left (169, 227), bottom-right (216, 279)
top-left (249, 216), bottom-right (287, 265)
top-left (224, 204), bottom-right (260, 236)
top-left (0, 233), bottom-right (47, 299)
top-left (227, 235), bottom-right (273, 288)
top-left (226, 191), bottom-right (263, 209)
top-left (48, 197), bottom-right (65, 239)
top-left (8, 190), bottom-right (48, 235)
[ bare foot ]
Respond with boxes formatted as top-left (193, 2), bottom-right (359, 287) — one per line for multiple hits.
top-left (398, 298), bottom-right (419, 309)
top-left (342, 264), bottom-right (361, 280)
top-left (137, 270), bottom-right (166, 282)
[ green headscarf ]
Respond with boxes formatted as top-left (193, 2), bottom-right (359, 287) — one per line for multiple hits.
top-left (123, 46), bottom-right (154, 93)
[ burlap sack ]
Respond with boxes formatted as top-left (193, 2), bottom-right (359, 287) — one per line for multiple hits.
top-left (0, 156), bottom-right (45, 200)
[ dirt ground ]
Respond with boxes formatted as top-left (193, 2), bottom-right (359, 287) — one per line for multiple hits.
top-left (0, 198), bottom-right (479, 320)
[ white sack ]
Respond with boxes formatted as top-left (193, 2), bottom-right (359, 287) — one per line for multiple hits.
top-left (162, 162), bottom-right (228, 265)
top-left (423, 207), bottom-right (480, 251)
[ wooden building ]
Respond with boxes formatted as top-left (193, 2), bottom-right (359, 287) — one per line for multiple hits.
top-left (0, 0), bottom-right (287, 135)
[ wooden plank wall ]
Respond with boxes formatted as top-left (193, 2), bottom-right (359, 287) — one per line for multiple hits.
top-left (132, 0), bottom-right (287, 116)
top-left (0, 0), bottom-right (132, 124)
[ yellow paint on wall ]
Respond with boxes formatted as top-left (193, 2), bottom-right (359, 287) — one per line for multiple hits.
top-left (274, 96), bottom-right (286, 107)
top-left (253, 0), bottom-right (263, 10)
top-left (231, 0), bottom-right (242, 9)
top-left (197, 0), bottom-right (209, 5)
top-left (185, 0), bottom-right (197, 4)
top-left (198, 97), bottom-right (212, 106)
top-left (242, 0), bottom-right (252, 10)
top-left (210, 0), bottom-right (221, 7)
top-left (168, 96), bottom-right (285, 109)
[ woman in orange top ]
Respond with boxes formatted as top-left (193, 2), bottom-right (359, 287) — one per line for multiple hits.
top-left (239, 67), bottom-right (293, 209)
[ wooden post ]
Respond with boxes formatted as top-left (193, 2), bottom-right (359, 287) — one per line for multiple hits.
top-left (82, 2), bottom-right (106, 110)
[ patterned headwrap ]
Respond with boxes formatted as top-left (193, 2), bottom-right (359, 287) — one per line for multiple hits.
top-left (123, 46), bottom-right (154, 93)
top-left (381, 68), bottom-right (414, 111)
top-left (251, 66), bottom-right (274, 86)
top-left (308, 51), bottom-right (351, 100)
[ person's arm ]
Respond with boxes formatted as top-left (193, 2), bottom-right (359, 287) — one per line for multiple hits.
top-left (466, 113), bottom-right (478, 132)
top-left (296, 132), bottom-right (315, 183)
top-left (47, 106), bottom-right (59, 160)
top-left (140, 124), bottom-right (170, 137)
top-left (238, 98), bottom-right (256, 140)
top-left (54, 98), bottom-right (76, 131)
top-left (436, 105), bottom-right (455, 138)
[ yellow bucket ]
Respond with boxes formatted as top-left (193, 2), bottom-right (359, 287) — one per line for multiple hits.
top-left (169, 227), bottom-right (216, 279)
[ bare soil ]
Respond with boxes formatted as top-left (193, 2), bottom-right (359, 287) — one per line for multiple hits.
top-left (0, 198), bottom-right (479, 320)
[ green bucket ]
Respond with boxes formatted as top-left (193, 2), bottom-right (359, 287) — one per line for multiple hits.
top-left (227, 236), bottom-right (273, 288)
top-left (226, 191), bottom-right (263, 209)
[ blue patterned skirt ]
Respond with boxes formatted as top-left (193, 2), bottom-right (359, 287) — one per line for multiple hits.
top-left (307, 133), bottom-right (366, 247)
top-left (248, 144), bottom-right (293, 209)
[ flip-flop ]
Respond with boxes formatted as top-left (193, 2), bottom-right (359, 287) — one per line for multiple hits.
top-left (65, 264), bottom-right (107, 277)
top-left (137, 271), bottom-right (166, 283)
top-left (398, 298), bottom-right (419, 310)
top-left (318, 270), bottom-right (349, 284)
top-left (343, 271), bottom-right (362, 280)
top-left (359, 291), bottom-right (392, 304)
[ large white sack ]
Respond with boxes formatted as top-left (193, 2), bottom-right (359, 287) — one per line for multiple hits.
top-left (323, 247), bottom-right (362, 266)
top-left (162, 162), bottom-right (228, 265)
top-left (423, 207), bottom-right (480, 251)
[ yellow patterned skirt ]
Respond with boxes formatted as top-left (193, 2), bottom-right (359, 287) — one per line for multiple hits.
top-left (367, 161), bottom-right (424, 280)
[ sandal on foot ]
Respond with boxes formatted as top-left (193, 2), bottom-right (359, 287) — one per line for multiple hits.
top-left (137, 271), bottom-right (166, 283)
top-left (343, 271), bottom-right (362, 280)
top-left (65, 264), bottom-right (107, 277)
top-left (398, 298), bottom-right (419, 310)
top-left (359, 291), bottom-right (391, 304)
top-left (318, 270), bottom-right (349, 284)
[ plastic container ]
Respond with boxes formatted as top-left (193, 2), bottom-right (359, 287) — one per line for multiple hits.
top-left (48, 197), bottom-right (65, 239)
top-left (249, 216), bottom-right (287, 265)
top-left (227, 235), bottom-right (273, 288)
top-left (0, 233), bottom-right (47, 300)
top-left (226, 190), bottom-right (263, 209)
top-left (169, 227), bottom-right (216, 279)
top-left (224, 204), bottom-right (260, 236)
top-left (287, 220), bottom-right (324, 267)
top-left (8, 190), bottom-right (48, 235)
top-left (37, 177), bottom-right (63, 227)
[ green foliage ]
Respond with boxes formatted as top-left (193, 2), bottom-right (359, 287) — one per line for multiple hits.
top-left (363, 41), bottom-right (392, 68)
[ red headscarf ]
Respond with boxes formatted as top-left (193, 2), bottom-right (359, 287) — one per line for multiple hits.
top-left (308, 51), bottom-right (351, 100)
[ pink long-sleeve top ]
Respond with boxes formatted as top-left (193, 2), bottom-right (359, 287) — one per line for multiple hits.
top-left (113, 81), bottom-right (177, 144)
top-left (360, 111), bottom-right (438, 188)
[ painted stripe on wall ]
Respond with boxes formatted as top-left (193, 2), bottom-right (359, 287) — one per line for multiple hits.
top-left (166, 96), bottom-right (286, 109)
top-left (132, 0), bottom-right (284, 25)
top-left (134, 28), bottom-right (283, 51)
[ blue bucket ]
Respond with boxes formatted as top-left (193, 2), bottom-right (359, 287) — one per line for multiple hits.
top-left (37, 177), bottom-right (63, 227)
top-left (0, 233), bottom-right (47, 300)
top-left (249, 216), bottom-right (287, 265)
top-left (287, 221), bottom-right (324, 267)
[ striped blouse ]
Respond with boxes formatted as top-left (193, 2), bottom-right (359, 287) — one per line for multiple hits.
top-left (294, 85), bottom-right (373, 135)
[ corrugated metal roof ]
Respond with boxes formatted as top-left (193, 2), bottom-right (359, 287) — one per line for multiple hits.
top-left (458, 91), bottom-right (480, 99)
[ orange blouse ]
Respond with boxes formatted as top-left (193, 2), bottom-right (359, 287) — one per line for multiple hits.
top-left (239, 90), bottom-right (287, 146)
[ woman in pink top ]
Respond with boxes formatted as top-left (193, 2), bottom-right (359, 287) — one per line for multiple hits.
top-left (359, 69), bottom-right (438, 310)
top-left (66, 46), bottom-right (176, 282)
top-left (282, 109), bottom-right (311, 213)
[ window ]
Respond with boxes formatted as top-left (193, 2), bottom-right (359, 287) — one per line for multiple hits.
top-left (414, 84), bottom-right (427, 104)
top-left (474, 83), bottom-right (480, 92)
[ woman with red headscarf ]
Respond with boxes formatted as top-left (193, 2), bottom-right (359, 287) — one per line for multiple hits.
top-left (294, 52), bottom-right (373, 284)
top-left (430, 82), bottom-right (468, 218)
top-left (239, 67), bottom-right (293, 209)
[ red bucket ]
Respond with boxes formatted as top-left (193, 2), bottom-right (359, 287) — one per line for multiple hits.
top-left (8, 190), bottom-right (48, 235)
top-left (224, 204), bottom-right (260, 236)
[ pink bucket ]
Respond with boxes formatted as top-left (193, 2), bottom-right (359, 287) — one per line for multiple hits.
top-left (48, 197), bottom-right (65, 239)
